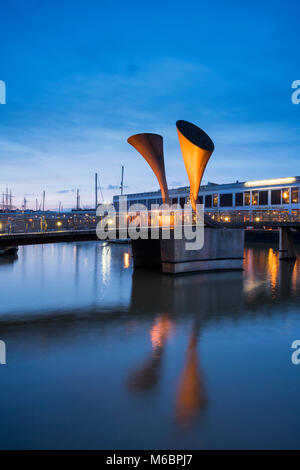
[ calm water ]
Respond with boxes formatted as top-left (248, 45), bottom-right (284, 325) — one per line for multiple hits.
top-left (0, 241), bottom-right (299, 449)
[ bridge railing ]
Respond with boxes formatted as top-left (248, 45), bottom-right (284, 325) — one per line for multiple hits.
top-left (206, 210), bottom-right (300, 225)
top-left (0, 213), bottom-right (98, 235)
top-left (1, 208), bottom-right (300, 236)
top-left (0, 209), bottom-right (196, 235)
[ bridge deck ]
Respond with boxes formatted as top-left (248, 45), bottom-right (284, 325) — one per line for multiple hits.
top-left (1, 218), bottom-right (300, 247)
top-left (0, 229), bottom-right (98, 246)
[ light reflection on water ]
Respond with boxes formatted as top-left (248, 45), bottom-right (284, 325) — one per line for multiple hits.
top-left (0, 241), bottom-right (299, 449)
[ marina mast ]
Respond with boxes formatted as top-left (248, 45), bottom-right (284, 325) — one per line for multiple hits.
top-left (120, 165), bottom-right (124, 196)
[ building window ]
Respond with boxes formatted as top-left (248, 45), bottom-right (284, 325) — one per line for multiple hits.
top-left (220, 193), bottom-right (233, 207)
top-left (271, 189), bottom-right (281, 205)
top-left (235, 192), bottom-right (243, 206)
top-left (281, 188), bottom-right (290, 204)
top-left (291, 188), bottom-right (299, 204)
top-left (259, 190), bottom-right (268, 205)
top-left (244, 191), bottom-right (250, 206)
top-left (213, 194), bottom-right (218, 207)
top-left (252, 191), bottom-right (258, 206)
top-left (197, 195), bottom-right (203, 204)
top-left (205, 195), bottom-right (212, 208)
top-left (171, 197), bottom-right (178, 205)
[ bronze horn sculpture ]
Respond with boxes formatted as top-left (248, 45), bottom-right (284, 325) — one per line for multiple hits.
top-left (176, 120), bottom-right (214, 212)
top-left (127, 133), bottom-right (170, 204)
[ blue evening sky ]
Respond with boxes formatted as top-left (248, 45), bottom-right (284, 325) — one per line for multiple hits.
top-left (0, 0), bottom-right (299, 209)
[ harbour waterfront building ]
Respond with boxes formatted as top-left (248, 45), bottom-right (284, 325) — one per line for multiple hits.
top-left (113, 177), bottom-right (300, 223)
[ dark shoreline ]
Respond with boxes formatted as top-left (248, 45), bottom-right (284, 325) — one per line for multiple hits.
top-left (245, 229), bottom-right (300, 244)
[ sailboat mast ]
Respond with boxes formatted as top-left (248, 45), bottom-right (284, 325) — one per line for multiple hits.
top-left (42, 190), bottom-right (45, 212)
top-left (120, 165), bottom-right (124, 196)
top-left (95, 173), bottom-right (98, 209)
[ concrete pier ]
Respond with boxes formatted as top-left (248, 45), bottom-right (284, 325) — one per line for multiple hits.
top-left (131, 228), bottom-right (245, 274)
top-left (131, 238), bottom-right (162, 268)
top-left (160, 228), bottom-right (244, 274)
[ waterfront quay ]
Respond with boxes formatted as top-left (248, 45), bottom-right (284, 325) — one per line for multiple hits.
top-left (0, 211), bottom-right (97, 234)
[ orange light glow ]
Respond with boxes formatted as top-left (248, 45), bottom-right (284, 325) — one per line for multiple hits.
top-left (124, 252), bottom-right (130, 269)
top-left (150, 315), bottom-right (173, 350)
top-left (268, 248), bottom-right (279, 294)
top-left (292, 259), bottom-right (298, 294)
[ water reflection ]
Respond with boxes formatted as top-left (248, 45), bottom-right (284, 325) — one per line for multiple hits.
top-left (123, 252), bottom-right (130, 269)
top-left (127, 314), bottom-right (174, 391)
top-left (127, 315), bottom-right (205, 428)
top-left (1, 242), bottom-right (300, 327)
top-left (0, 253), bottom-right (18, 266)
top-left (268, 248), bottom-right (279, 295)
top-left (150, 315), bottom-right (174, 350)
top-left (243, 245), bottom-right (298, 305)
top-left (127, 345), bottom-right (164, 391)
top-left (175, 322), bottom-right (205, 428)
top-left (101, 244), bottom-right (111, 284)
top-left (129, 268), bottom-right (244, 320)
top-left (0, 242), bottom-right (300, 449)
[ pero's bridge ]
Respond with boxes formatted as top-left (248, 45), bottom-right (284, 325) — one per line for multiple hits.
top-left (1, 118), bottom-right (298, 270)
top-left (110, 208), bottom-right (299, 262)
top-left (0, 207), bottom-right (298, 263)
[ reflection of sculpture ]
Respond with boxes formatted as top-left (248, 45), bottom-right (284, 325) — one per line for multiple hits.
top-left (127, 133), bottom-right (170, 204)
top-left (176, 120), bottom-right (214, 212)
top-left (126, 313), bottom-right (206, 428)
top-left (127, 314), bottom-right (173, 391)
top-left (175, 324), bottom-right (205, 427)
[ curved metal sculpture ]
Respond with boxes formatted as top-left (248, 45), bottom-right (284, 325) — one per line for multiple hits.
top-left (176, 120), bottom-right (214, 212)
top-left (127, 133), bottom-right (170, 204)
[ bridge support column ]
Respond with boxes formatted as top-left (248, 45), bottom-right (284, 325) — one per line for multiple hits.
top-left (131, 238), bottom-right (162, 268)
top-left (160, 228), bottom-right (244, 274)
top-left (279, 227), bottom-right (296, 260)
top-left (131, 228), bottom-right (245, 274)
